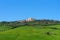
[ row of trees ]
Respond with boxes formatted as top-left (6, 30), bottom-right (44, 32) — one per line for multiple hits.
top-left (0, 19), bottom-right (60, 28)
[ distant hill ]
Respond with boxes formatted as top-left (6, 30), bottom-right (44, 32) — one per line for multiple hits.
top-left (0, 18), bottom-right (60, 29)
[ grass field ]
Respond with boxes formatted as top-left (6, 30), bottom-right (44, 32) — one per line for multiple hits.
top-left (0, 25), bottom-right (60, 40)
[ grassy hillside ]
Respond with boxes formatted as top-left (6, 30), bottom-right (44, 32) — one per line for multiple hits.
top-left (0, 25), bottom-right (12, 31)
top-left (0, 25), bottom-right (60, 40)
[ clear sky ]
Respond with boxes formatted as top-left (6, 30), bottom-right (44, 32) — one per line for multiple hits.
top-left (0, 0), bottom-right (60, 21)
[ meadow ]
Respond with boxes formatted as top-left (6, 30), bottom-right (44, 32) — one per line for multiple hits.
top-left (0, 24), bottom-right (60, 40)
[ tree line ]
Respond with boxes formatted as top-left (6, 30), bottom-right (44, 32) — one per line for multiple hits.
top-left (0, 19), bottom-right (60, 29)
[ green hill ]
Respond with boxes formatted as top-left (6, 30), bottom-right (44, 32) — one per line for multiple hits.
top-left (0, 19), bottom-right (60, 40)
top-left (0, 25), bottom-right (60, 40)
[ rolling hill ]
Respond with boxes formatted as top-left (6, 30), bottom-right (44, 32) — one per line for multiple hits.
top-left (0, 18), bottom-right (60, 40)
top-left (0, 25), bottom-right (60, 40)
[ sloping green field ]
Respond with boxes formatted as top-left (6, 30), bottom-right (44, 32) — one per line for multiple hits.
top-left (0, 25), bottom-right (60, 40)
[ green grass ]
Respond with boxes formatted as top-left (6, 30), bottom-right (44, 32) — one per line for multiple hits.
top-left (0, 25), bottom-right (60, 40)
top-left (0, 25), bottom-right (12, 31)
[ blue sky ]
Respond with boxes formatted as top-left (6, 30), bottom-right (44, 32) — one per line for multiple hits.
top-left (0, 0), bottom-right (60, 21)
